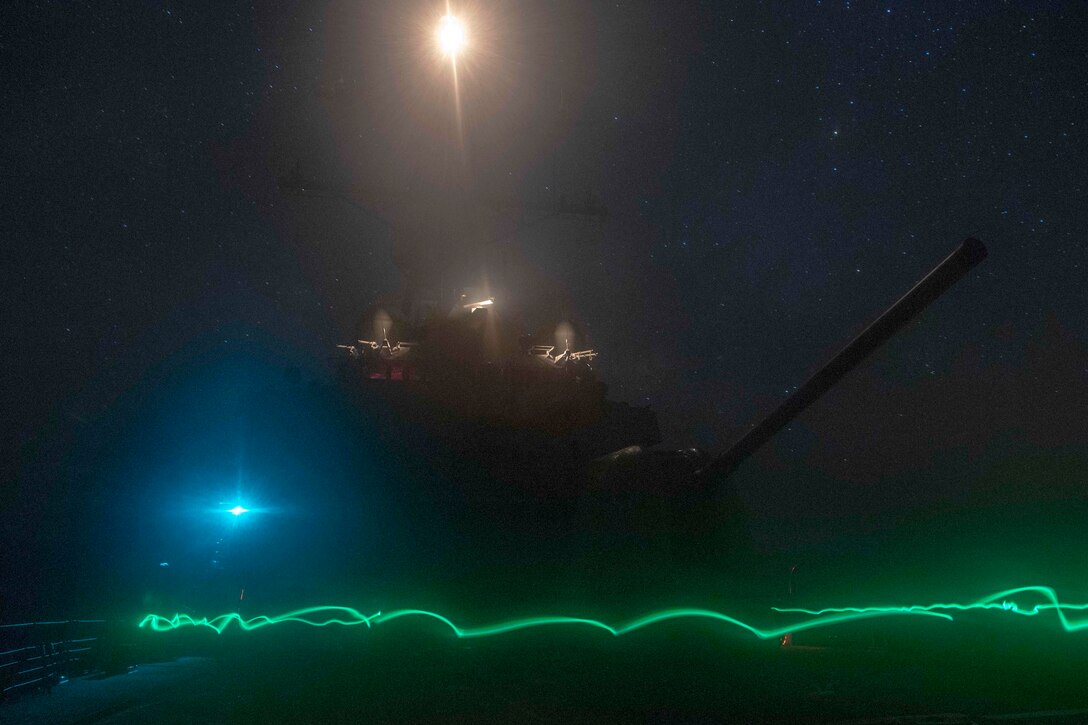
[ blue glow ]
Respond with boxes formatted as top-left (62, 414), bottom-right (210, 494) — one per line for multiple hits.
top-left (228, 505), bottom-right (249, 516)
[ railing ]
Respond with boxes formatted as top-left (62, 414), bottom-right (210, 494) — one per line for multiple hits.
top-left (0, 619), bottom-right (107, 701)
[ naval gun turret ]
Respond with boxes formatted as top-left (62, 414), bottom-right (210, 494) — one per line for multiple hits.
top-left (582, 237), bottom-right (988, 582)
top-left (330, 239), bottom-right (987, 601)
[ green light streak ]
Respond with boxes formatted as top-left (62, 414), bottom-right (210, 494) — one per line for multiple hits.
top-left (139, 606), bottom-right (379, 635)
top-left (138, 587), bottom-right (1088, 642)
top-left (772, 585), bottom-right (1088, 633)
top-left (139, 604), bottom-right (951, 641)
top-left (370, 606), bottom-right (953, 640)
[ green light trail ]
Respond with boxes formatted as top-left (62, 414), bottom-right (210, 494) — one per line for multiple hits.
top-left (772, 585), bottom-right (1088, 633)
top-left (139, 606), bottom-right (378, 635)
top-left (138, 586), bottom-right (1088, 641)
top-left (139, 606), bottom-right (948, 639)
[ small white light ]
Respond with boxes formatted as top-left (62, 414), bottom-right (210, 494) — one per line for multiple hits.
top-left (229, 505), bottom-right (249, 516)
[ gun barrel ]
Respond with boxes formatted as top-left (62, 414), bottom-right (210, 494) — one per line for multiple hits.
top-left (701, 237), bottom-right (987, 483)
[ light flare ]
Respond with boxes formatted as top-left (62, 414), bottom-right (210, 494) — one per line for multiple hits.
top-left (434, 6), bottom-right (466, 151)
top-left (437, 14), bottom-right (466, 58)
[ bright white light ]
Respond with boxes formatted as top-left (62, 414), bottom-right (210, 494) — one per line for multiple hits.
top-left (463, 297), bottom-right (494, 311)
top-left (228, 505), bottom-right (249, 517)
top-left (437, 14), bottom-right (465, 57)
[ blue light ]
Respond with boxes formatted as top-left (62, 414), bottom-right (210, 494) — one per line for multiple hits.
top-left (228, 505), bottom-right (249, 517)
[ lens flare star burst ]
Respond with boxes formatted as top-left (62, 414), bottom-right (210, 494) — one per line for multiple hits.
top-left (437, 14), bottom-right (466, 58)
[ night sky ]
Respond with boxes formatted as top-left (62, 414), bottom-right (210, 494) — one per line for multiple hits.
top-left (2, 2), bottom-right (1086, 616)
